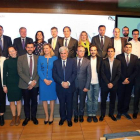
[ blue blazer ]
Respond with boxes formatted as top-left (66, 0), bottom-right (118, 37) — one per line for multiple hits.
top-left (52, 58), bottom-right (77, 94)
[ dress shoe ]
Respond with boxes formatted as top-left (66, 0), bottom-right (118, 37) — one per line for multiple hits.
top-left (44, 120), bottom-right (48, 125)
top-left (87, 116), bottom-right (92, 123)
top-left (15, 116), bottom-right (21, 126)
top-left (59, 119), bottom-right (65, 126)
top-left (0, 115), bottom-right (5, 126)
top-left (99, 115), bottom-right (104, 121)
top-left (116, 113), bottom-right (122, 120)
top-left (49, 120), bottom-right (53, 125)
top-left (10, 116), bottom-right (16, 126)
top-left (109, 114), bottom-right (117, 121)
top-left (67, 121), bottom-right (72, 127)
top-left (31, 117), bottom-right (38, 125)
top-left (74, 116), bottom-right (78, 123)
top-left (79, 115), bottom-right (84, 122)
top-left (122, 113), bottom-right (132, 120)
top-left (133, 113), bottom-right (138, 119)
top-left (93, 116), bottom-right (98, 123)
top-left (22, 118), bottom-right (30, 126)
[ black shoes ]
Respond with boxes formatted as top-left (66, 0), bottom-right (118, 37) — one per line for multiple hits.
top-left (22, 118), bottom-right (30, 126)
top-left (59, 119), bottom-right (65, 126)
top-left (116, 113), bottom-right (122, 120)
top-left (44, 120), bottom-right (48, 125)
top-left (0, 115), bottom-right (5, 126)
top-left (93, 116), bottom-right (98, 122)
top-left (74, 116), bottom-right (78, 123)
top-left (67, 121), bottom-right (72, 127)
top-left (31, 117), bottom-right (38, 125)
top-left (109, 114), bottom-right (117, 121)
top-left (79, 115), bottom-right (84, 122)
top-left (87, 116), bottom-right (92, 122)
top-left (99, 115), bottom-right (104, 121)
top-left (122, 113), bottom-right (132, 120)
top-left (133, 113), bottom-right (138, 119)
top-left (49, 120), bottom-right (53, 125)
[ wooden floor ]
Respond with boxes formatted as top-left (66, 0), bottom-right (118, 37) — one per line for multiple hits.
top-left (1, 114), bottom-right (140, 140)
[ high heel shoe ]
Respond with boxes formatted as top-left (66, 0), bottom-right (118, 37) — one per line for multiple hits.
top-left (44, 120), bottom-right (48, 125)
top-left (49, 120), bottom-right (53, 125)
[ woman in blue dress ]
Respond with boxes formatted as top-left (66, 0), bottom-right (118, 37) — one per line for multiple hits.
top-left (37, 43), bottom-right (57, 125)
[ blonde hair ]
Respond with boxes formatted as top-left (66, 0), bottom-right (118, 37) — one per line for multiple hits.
top-left (40, 43), bottom-right (55, 57)
top-left (79, 31), bottom-right (90, 44)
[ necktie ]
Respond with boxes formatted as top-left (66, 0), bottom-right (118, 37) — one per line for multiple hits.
top-left (65, 39), bottom-right (68, 47)
top-left (0, 38), bottom-right (3, 51)
top-left (101, 36), bottom-right (104, 50)
top-left (52, 38), bottom-right (56, 50)
top-left (29, 55), bottom-right (32, 78)
top-left (63, 61), bottom-right (66, 81)
top-left (126, 54), bottom-right (129, 66)
top-left (22, 39), bottom-right (25, 49)
top-left (77, 59), bottom-right (81, 71)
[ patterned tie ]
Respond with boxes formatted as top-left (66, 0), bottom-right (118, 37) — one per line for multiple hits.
top-left (63, 60), bottom-right (66, 81)
top-left (126, 54), bottom-right (129, 66)
top-left (65, 39), bottom-right (68, 47)
top-left (0, 38), bottom-right (3, 51)
top-left (77, 59), bottom-right (81, 71)
top-left (22, 39), bottom-right (25, 49)
top-left (101, 36), bottom-right (104, 50)
top-left (29, 55), bottom-right (32, 79)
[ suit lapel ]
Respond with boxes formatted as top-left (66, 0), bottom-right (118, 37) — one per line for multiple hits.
top-left (97, 56), bottom-right (99, 73)
top-left (122, 53), bottom-right (128, 68)
top-left (32, 55), bottom-right (36, 77)
top-left (24, 54), bottom-right (30, 77)
top-left (107, 58), bottom-right (111, 77)
top-left (68, 38), bottom-right (72, 49)
top-left (121, 38), bottom-right (123, 53)
top-left (128, 54), bottom-right (132, 68)
top-left (97, 35), bottom-right (102, 51)
top-left (3, 36), bottom-right (6, 51)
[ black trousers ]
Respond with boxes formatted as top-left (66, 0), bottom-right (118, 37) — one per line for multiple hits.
top-left (134, 84), bottom-right (140, 114)
top-left (22, 87), bottom-right (38, 118)
top-left (101, 87), bottom-right (117, 116)
top-left (0, 86), bottom-right (6, 113)
top-left (117, 83), bottom-right (133, 114)
top-left (57, 91), bottom-right (73, 121)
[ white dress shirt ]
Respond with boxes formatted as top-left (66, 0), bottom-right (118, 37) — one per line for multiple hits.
top-left (129, 39), bottom-right (140, 58)
top-left (108, 58), bottom-right (114, 80)
top-left (124, 52), bottom-right (131, 64)
top-left (63, 36), bottom-right (71, 47)
top-left (77, 57), bottom-right (83, 66)
top-left (21, 37), bottom-right (26, 43)
top-left (91, 57), bottom-right (99, 84)
top-left (114, 38), bottom-right (122, 57)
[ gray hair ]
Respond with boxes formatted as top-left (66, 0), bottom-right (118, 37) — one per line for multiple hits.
top-left (59, 46), bottom-right (69, 53)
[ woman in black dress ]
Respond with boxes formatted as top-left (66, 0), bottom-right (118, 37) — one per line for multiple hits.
top-left (3, 46), bottom-right (22, 126)
top-left (0, 49), bottom-right (6, 126)
top-left (34, 31), bottom-right (46, 56)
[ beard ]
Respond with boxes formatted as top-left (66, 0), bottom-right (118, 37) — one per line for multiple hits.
top-left (123, 33), bottom-right (129, 37)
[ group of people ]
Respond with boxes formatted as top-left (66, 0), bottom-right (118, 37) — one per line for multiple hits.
top-left (0, 24), bottom-right (140, 128)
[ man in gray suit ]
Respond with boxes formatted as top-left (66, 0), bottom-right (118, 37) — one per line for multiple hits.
top-left (91, 25), bottom-right (112, 58)
top-left (17, 42), bottom-right (39, 126)
top-left (73, 45), bottom-right (91, 123)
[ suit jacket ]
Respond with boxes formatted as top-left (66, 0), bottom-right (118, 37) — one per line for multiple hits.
top-left (128, 37), bottom-right (132, 42)
top-left (101, 58), bottom-right (121, 89)
top-left (17, 54), bottom-right (39, 89)
top-left (87, 55), bottom-right (102, 86)
top-left (135, 59), bottom-right (140, 85)
top-left (48, 36), bottom-right (63, 57)
top-left (111, 37), bottom-right (127, 53)
top-left (74, 57), bottom-right (91, 90)
top-left (13, 37), bottom-right (33, 56)
top-left (0, 35), bottom-right (12, 57)
top-left (62, 37), bottom-right (78, 58)
top-left (52, 58), bottom-right (77, 94)
top-left (116, 53), bottom-right (138, 84)
top-left (91, 35), bottom-right (112, 58)
top-left (0, 56), bottom-right (6, 86)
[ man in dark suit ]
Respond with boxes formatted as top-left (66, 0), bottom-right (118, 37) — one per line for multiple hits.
top-left (111, 28), bottom-right (127, 57)
top-left (17, 42), bottom-right (39, 126)
top-left (87, 45), bottom-right (102, 123)
top-left (122, 26), bottom-right (132, 42)
top-left (100, 47), bottom-right (121, 122)
top-left (53, 46), bottom-right (77, 127)
top-left (62, 26), bottom-right (78, 58)
top-left (13, 27), bottom-right (33, 56)
top-left (73, 46), bottom-right (91, 123)
top-left (133, 59), bottom-right (140, 119)
top-left (116, 42), bottom-right (138, 120)
top-left (91, 25), bottom-right (112, 58)
top-left (0, 25), bottom-right (12, 57)
top-left (48, 27), bottom-right (63, 57)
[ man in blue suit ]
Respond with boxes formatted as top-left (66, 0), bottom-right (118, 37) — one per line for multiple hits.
top-left (53, 46), bottom-right (77, 127)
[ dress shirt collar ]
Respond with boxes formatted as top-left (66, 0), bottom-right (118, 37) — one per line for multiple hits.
top-left (64, 36), bottom-right (71, 40)
top-left (27, 53), bottom-right (33, 57)
top-left (0, 35), bottom-right (3, 39)
top-left (124, 52), bottom-right (131, 57)
top-left (21, 37), bottom-right (26, 40)
top-left (77, 57), bottom-right (83, 61)
top-left (108, 58), bottom-right (114, 62)
top-left (99, 35), bottom-right (105, 38)
top-left (131, 39), bottom-right (139, 43)
top-left (53, 36), bottom-right (58, 40)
